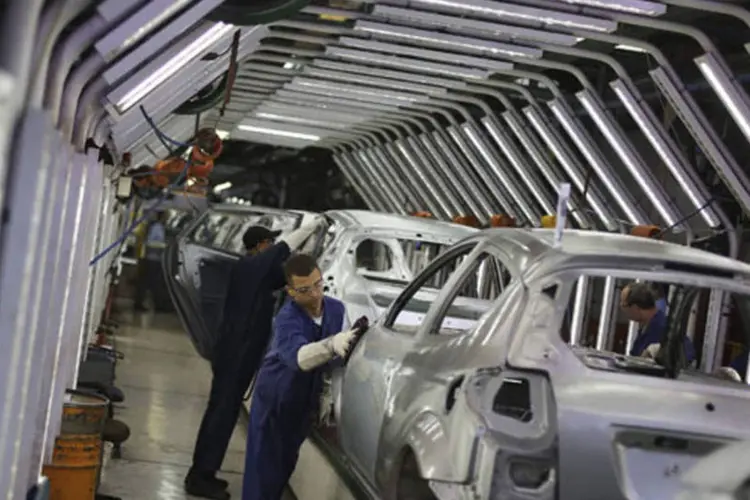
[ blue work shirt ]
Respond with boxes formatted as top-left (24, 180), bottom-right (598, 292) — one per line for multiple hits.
top-left (145, 222), bottom-right (166, 260)
top-left (212, 242), bottom-right (291, 364)
top-left (630, 308), bottom-right (696, 364)
top-left (730, 349), bottom-right (749, 380)
top-left (253, 297), bottom-right (346, 420)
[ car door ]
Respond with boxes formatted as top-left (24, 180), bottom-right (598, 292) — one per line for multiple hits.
top-left (164, 205), bottom-right (304, 360)
top-left (336, 240), bottom-right (481, 486)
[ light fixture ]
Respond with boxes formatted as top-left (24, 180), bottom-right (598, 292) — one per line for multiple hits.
top-left (522, 106), bottom-right (617, 231)
top-left (428, 131), bottom-right (495, 218)
top-left (555, 0), bottom-right (666, 16)
top-left (96, 0), bottom-right (196, 61)
top-left (284, 77), bottom-right (428, 103)
top-left (394, 139), bottom-right (449, 217)
top-left (312, 59), bottom-right (468, 88)
top-left (326, 46), bottom-right (491, 80)
top-left (237, 125), bottom-right (321, 142)
top-left (271, 90), bottom-right (405, 115)
top-left (615, 44), bottom-right (647, 53)
top-left (333, 155), bottom-right (384, 212)
top-left (215, 129), bottom-right (230, 140)
top-left (609, 79), bottom-right (720, 228)
top-left (257, 102), bottom-right (378, 123)
top-left (481, 118), bottom-right (556, 215)
top-left (460, 124), bottom-right (540, 224)
top-left (372, 5), bottom-right (582, 47)
top-left (695, 53), bottom-right (750, 147)
top-left (353, 20), bottom-right (542, 59)
top-left (338, 37), bottom-right (514, 71)
top-left (494, 112), bottom-right (592, 229)
top-left (397, 0), bottom-right (617, 32)
top-left (650, 66), bottom-right (750, 218)
top-left (414, 134), bottom-right (477, 216)
top-left (575, 88), bottom-right (681, 228)
top-left (115, 22), bottom-right (235, 112)
top-left (213, 182), bottom-right (232, 193)
top-left (547, 99), bottom-right (645, 225)
top-left (253, 113), bottom-right (352, 130)
top-left (302, 66), bottom-right (449, 94)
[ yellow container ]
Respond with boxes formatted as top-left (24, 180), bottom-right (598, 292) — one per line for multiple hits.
top-left (43, 391), bottom-right (109, 500)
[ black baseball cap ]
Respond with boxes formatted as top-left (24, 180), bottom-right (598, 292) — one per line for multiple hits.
top-left (242, 225), bottom-right (281, 250)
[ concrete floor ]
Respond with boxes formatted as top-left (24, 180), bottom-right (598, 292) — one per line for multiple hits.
top-left (95, 311), bottom-right (288, 499)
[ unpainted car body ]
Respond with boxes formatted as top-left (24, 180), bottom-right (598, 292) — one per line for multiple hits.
top-left (164, 205), bottom-right (475, 360)
top-left (331, 228), bottom-right (750, 500)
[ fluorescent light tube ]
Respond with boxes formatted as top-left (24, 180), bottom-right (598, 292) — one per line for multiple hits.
top-left (372, 5), bottom-right (582, 47)
top-left (615, 44), bottom-right (647, 53)
top-left (576, 88), bottom-right (680, 227)
top-left (354, 20), bottom-right (542, 59)
top-left (650, 65), bottom-right (750, 219)
top-left (325, 46), bottom-right (491, 80)
top-left (302, 66), bottom-right (449, 94)
top-left (237, 125), bottom-right (321, 141)
top-left (312, 59), bottom-right (467, 88)
top-left (213, 182), bottom-right (232, 193)
top-left (338, 37), bottom-right (513, 70)
top-left (695, 53), bottom-right (750, 147)
top-left (253, 113), bottom-right (352, 130)
top-left (404, 0), bottom-right (617, 32)
top-left (291, 77), bottom-right (436, 101)
top-left (547, 99), bottom-right (645, 225)
top-left (116, 22), bottom-right (235, 112)
top-left (215, 129), bottom-right (231, 140)
top-left (555, 0), bottom-right (667, 16)
top-left (609, 79), bottom-right (720, 228)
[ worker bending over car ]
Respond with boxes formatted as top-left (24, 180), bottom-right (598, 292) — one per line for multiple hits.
top-left (186, 217), bottom-right (327, 500)
top-left (620, 282), bottom-right (696, 364)
top-left (242, 253), bottom-right (366, 500)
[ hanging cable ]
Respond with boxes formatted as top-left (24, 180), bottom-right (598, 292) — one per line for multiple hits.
top-left (89, 107), bottom-right (194, 267)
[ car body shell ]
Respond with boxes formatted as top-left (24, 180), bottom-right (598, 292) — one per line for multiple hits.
top-left (332, 228), bottom-right (750, 500)
top-left (164, 204), bottom-right (475, 359)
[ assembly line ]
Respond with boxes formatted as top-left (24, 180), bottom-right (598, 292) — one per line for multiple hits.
top-left (1, 0), bottom-right (750, 499)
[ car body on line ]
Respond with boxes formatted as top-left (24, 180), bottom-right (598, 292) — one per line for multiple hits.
top-left (163, 204), bottom-right (476, 361)
top-left (330, 228), bottom-right (750, 500)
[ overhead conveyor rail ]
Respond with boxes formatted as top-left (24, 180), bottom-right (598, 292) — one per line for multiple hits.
top-left (0, 0), bottom-right (749, 498)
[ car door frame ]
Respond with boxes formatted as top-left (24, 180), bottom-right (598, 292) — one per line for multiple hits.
top-left (337, 239), bottom-right (485, 488)
top-left (164, 205), bottom-right (305, 359)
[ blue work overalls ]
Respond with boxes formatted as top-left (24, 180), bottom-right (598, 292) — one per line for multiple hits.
top-left (630, 308), bottom-right (697, 364)
top-left (191, 242), bottom-right (291, 478)
top-left (242, 297), bottom-right (345, 500)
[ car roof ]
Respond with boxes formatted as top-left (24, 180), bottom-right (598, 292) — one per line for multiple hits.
top-left (483, 228), bottom-right (750, 279)
top-left (325, 210), bottom-right (477, 236)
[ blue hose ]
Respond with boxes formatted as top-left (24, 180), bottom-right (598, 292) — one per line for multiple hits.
top-left (88, 106), bottom-right (196, 267)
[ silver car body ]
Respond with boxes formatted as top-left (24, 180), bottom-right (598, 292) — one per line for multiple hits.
top-left (332, 228), bottom-right (750, 500)
top-left (166, 204), bottom-right (474, 359)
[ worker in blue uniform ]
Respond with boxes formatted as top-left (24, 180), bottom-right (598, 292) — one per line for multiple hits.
top-left (186, 217), bottom-right (326, 500)
top-left (620, 282), bottom-right (696, 364)
top-left (242, 253), bottom-right (361, 500)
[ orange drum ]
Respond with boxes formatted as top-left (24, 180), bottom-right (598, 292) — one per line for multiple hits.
top-left (43, 391), bottom-right (108, 500)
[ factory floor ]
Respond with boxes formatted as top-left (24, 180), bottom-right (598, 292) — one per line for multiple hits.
top-left (95, 310), bottom-right (295, 499)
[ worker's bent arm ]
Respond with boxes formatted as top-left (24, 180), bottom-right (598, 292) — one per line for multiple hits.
top-left (274, 313), bottom-right (329, 372)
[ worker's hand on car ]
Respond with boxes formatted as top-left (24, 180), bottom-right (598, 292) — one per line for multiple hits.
top-left (642, 343), bottom-right (661, 360)
top-left (331, 329), bottom-right (358, 358)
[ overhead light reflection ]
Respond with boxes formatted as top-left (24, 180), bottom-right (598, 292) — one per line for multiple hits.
top-left (213, 182), bottom-right (232, 193)
top-left (116, 22), bottom-right (235, 113)
top-left (237, 125), bottom-right (321, 142)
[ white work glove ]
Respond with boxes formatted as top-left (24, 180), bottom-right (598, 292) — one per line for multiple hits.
top-left (279, 215), bottom-right (327, 250)
top-left (296, 328), bottom-right (358, 372)
top-left (330, 328), bottom-right (357, 358)
top-left (715, 366), bottom-right (742, 382)
top-left (641, 343), bottom-right (661, 360)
